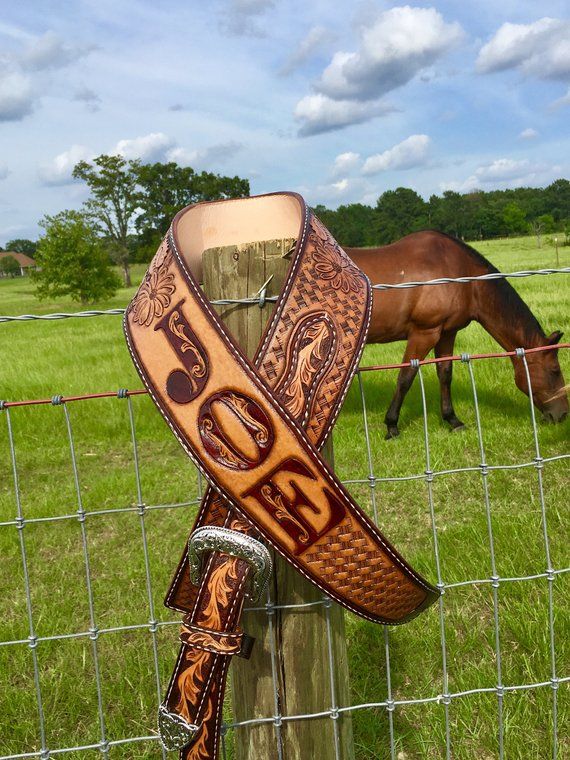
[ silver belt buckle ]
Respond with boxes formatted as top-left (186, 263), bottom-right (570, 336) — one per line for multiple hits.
top-left (188, 525), bottom-right (272, 603)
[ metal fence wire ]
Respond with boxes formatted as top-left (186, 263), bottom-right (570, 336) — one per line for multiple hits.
top-left (0, 268), bottom-right (568, 760)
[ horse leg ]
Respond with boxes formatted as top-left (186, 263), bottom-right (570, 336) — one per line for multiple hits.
top-left (435, 331), bottom-right (465, 431)
top-left (384, 329), bottom-right (441, 439)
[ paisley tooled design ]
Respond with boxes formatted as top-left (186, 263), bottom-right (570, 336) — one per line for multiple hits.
top-left (275, 313), bottom-right (337, 423)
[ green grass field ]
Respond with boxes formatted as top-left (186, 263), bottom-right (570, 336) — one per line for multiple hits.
top-left (0, 235), bottom-right (568, 759)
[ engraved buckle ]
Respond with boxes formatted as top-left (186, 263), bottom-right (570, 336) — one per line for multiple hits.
top-left (188, 526), bottom-right (272, 603)
top-left (158, 703), bottom-right (199, 751)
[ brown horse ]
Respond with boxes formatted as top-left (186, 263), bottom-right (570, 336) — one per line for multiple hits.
top-left (345, 231), bottom-right (568, 438)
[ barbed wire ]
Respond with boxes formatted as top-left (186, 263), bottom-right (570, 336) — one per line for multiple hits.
top-left (1, 266), bottom-right (568, 323)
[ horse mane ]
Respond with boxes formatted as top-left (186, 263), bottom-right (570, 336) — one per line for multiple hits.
top-left (432, 231), bottom-right (546, 343)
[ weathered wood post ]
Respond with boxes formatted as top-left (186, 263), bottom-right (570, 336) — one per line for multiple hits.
top-left (202, 239), bottom-right (355, 760)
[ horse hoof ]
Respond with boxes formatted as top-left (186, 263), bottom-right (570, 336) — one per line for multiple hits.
top-left (385, 427), bottom-right (400, 440)
top-left (450, 423), bottom-right (466, 433)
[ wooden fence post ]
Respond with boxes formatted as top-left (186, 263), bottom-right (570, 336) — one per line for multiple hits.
top-left (202, 239), bottom-right (355, 760)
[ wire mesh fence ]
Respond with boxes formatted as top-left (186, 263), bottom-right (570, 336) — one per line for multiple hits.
top-left (0, 268), bottom-right (568, 760)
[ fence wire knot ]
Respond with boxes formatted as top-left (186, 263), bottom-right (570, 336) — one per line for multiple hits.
top-left (515, 347), bottom-right (526, 358)
top-left (98, 739), bottom-right (110, 754)
top-left (117, 388), bottom-right (129, 399)
top-left (51, 394), bottom-right (64, 405)
top-left (460, 353), bottom-right (471, 363)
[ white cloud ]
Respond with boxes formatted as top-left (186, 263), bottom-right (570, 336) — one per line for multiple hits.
top-left (332, 152), bottom-right (361, 176)
top-left (38, 144), bottom-right (94, 185)
top-left (221, 0), bottom-right (275, 37)
top-left (280, 26), bottom-right (334, 76)
top-left (312, 176), bottom-right (369, 205)
top-left (362, 134), bottom-right (431, 175)
top-left (112, 132), bottom-right (175, 161)
top-left (0, 165), bottom-right (10, 181)
top-left (443, 158), bottom-right (560, 193)
top-left (167, 141), bottom-right (243, 168)
top-left (475, 158), bottom-right (533, 182)
top-left (21, 31), bottom-right (94, 71)
top-left (519, 127), bottom-right (538, 140)
top-left (476, 18), bottom-right (570, 80)
top-left (295, 93), bottom-right (395, 136)
top-left (315, 6), bottom-right (464, 102)
top-left (38, 135), bottom-right (243, 187)
top-left (0, 70), bottom-right (34, 122)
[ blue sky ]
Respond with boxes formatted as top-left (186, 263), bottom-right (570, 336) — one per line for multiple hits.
top-left (0, 0), bottom-right (569, 243)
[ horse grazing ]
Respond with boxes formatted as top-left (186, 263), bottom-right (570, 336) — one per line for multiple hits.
top-left (345, 231), bottom-right (568, 438)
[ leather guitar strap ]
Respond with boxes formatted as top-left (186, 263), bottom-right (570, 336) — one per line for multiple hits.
top-left (124, 193), bottom-right (437, 759)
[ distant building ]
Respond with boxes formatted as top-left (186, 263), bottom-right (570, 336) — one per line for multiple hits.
top-left (0, 251), bottom-right (37, 277)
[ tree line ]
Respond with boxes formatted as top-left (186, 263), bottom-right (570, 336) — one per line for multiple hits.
top-left (315, 180), bottom-right (570, 248)
top-left (2, 154), bottom-right (568, 303)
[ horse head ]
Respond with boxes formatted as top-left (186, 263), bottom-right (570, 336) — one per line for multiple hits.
top-left (512, 331), bottom-right (568, 423)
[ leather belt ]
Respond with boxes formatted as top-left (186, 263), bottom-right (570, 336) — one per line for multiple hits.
top-left (123, 192), bottom-right (438, 759)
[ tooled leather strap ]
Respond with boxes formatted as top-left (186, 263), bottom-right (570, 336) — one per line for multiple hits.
top-left (124, 193), bottom-right (438, 759)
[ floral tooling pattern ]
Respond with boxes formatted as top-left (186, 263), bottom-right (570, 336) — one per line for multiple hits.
top-left (130, 239), bottom-right (176, 326)
top-left (310, 216), bottom-right (362, 294)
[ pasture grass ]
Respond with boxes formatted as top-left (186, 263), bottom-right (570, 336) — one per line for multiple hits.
top-left (0, 235), bottom-right (568, 759)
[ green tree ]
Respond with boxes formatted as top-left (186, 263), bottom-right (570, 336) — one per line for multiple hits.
top-left (545, 179), bottom-right (570, 222)
top-left (5, 238), bottom-right (37, 255)
top-left (313, 203), bottom-right (377, 247)
top-left (374, 187), bottom-right (428, 243)
top-left (32, 210), bottom-right (120, 304)
top-left (502, 202), bottom-right (527, 235)
top-left (134, 162), bottom-right (249, 258)
top-left (73, 155), bottom-right (140, 286)
top-left (0, 255), bottom-right (21, 277)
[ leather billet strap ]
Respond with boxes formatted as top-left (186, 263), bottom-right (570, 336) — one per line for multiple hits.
top-left (123, 193), bottom-right (438, 759)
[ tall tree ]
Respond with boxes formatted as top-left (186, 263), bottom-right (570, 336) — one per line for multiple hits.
top-left (374, 187), bottom-right (428, 243)
top-left (502, 202), bottom-right (527, 235)
top-left (313, 203), bottom-right (377, 247)
top-left (32, 210), bottom-right (121, 304)
top-left (73, 155), bottom-right (140, 286)
top-left (134, 163), bottom-right (249, 257)
top-left (5, 238), bottom-right (37, 255)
